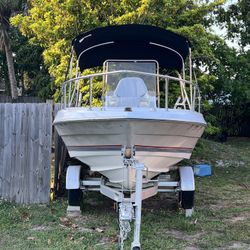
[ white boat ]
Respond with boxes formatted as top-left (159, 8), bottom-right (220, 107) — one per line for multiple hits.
top-left (55, 107), bottom-right (205, 189)
top-left (54, 24), bottom-right (206, 249)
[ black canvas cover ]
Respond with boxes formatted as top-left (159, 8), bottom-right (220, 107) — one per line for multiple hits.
top-left (72, 24), bottom-right (190, 72)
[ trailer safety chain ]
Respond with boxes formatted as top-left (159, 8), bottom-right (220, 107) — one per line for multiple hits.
top-left (119, 220), bottom-right (131, 250)
top-left (119, 202), bottom-right (133, 250)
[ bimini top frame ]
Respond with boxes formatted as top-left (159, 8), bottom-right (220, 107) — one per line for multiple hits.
top-left (61, 24), bottom-right (201, 112)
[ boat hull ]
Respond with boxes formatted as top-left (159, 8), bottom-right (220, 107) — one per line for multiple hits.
top-left (54, 108), bottom-right (206, 189)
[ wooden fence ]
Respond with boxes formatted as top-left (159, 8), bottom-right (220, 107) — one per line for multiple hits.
top-left (0, 103), bottom-right (52, 203)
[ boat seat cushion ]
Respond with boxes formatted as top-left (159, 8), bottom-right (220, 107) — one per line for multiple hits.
top-left (115, 77), bottom-right (148, 97)
top-left (114, 77), bottom-right (148, 107)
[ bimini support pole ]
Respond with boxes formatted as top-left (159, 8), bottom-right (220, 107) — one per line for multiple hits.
top-left (131, 162), bottom-right (144, 250)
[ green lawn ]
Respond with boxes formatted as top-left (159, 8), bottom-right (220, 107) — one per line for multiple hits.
top-left (1, 138), bottom-right (250, 249)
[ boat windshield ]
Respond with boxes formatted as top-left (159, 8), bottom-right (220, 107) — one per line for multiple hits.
top-left (104, 60), bottom-right (158, 108)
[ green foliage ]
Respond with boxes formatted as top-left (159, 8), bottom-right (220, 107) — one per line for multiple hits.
top-left (216, 0), bottom-right (249, 47)
top-left (204, 122), bottom-right (221, 137)
top-left (7, 28), bottom-right (53, 99)
top-left (206, 46), bottom-right (250, 136)
top-left (11, 0), bottom-right (225, 89)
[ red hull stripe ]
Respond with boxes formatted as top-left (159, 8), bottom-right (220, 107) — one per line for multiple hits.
top-left (135, 145), bottom-right (192, 153)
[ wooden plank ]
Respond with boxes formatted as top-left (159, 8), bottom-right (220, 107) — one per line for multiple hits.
top-left (23, 104), bottom-right (34, 203)
top-left (25, 104), bottom-right (34, 203)
top-left (2, 104), bottom-right (13, 200)
top-left (0, 104), bottom-right (5, 198)
top-left (36, 103), bottom-right (51, 203)
top-left (30, 104), bottom-right (40, 203)
top-left (45, 104), bottom-right (52, 202)
top-left (1, 104), bottom-right (8, 199)
top-left (37, 104), bottom-right (45, 203)
top-left (25, 104), bottom-right (39, 203)
top-left (11, 104), bottom-right (22, 202)
top-left (40, 104), bottom-right (52, 203)
top-left (19, 104), bottom-right (28, 203)
top-left (9, 104), bottom-right (15, 201)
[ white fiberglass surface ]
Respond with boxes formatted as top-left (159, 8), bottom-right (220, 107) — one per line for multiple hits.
top-left (54, 107), bottom-right (206, 126)
top-left (104, 61), bottom-right (157, 108)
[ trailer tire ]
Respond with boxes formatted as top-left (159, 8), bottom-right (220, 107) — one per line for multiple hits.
top-left (179, 190), bottom-right (194, 209)
top-left (68, 189), bottom-right (82, 206)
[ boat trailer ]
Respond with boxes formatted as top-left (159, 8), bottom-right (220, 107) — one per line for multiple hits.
top-left (66, 160), bottom-right (195, 250)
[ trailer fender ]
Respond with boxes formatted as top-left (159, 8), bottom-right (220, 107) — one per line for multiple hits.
top-left (179, 166), bottom-right (195, 191)
top-left (66, 165), bottom-right (81, 189)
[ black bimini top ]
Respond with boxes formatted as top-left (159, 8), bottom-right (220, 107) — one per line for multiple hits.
top-left (72, 24), bottom-right (190, 72)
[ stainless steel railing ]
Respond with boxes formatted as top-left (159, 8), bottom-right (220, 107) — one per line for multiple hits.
top-left (61, 70), bottom-right (201, 112)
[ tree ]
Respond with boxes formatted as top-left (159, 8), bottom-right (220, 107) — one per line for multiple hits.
top-left (10, 27), bottom-right (53, 99)
top-left (216, 0), bottom-right (249, 48)
top-left (197, 35), bottom-right (250, 137)
top-left (201, 0), bottom-right (250, 137)
top-left (0, 0), bottom-right (25, 99)
top-left (11, 0), bottom-right (225, 93)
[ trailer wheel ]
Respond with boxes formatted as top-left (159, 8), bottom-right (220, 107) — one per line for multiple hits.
top-left (178, 166), bottom-right (195, 217)
top-left (68, 189), bottom-right (82, 206)
top-left (66, 165), bottom-right (83, 214)
top-left (179, 190), bottom-right (194, 217)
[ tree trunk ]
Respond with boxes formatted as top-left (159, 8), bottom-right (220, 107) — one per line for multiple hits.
top-left (3, 31), bottom-right (18, 99)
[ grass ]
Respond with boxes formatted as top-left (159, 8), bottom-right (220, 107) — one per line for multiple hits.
top-left (1, 138), bottom-right (250, 249)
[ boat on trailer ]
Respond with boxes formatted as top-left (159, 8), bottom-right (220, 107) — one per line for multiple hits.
top-left (54, 24), bottom-right (206, 250)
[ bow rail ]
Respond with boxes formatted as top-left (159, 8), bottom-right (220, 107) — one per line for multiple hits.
top-left (61, 69), bottom-right (201, 112)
